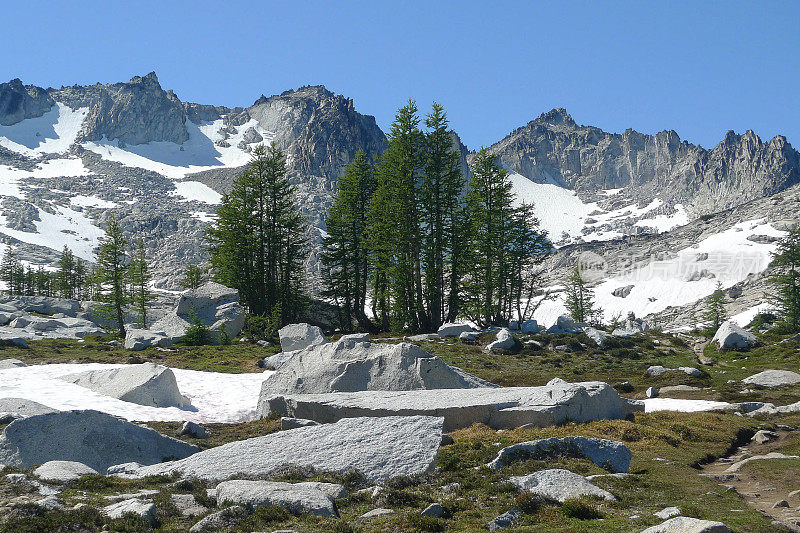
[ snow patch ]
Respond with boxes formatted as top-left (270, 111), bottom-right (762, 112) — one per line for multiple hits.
top-left (0, 103), bottom-right (89, 156)
top-left (0, 363), bottom-right (271, 424)
top-left (642, 398), bottom-right (731, 413)
top-left (70, 195), bottom-right (118, 209)
top-left (172, 181), bottom-right (222, 204)
top-left (0, 205), bottom-right (103, 261)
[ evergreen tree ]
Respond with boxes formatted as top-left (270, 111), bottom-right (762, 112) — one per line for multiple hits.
top-left (207, 143), bottom-right (308, 327)
top-left (704, 281), bottom-right (727, 333)
top-left (128, 239), bottom-right (153, 329)
top-left (96, 214), bottom-right (129, 337)
top-left (565, 264), bottom-right (600, 324)
top-left (461, 149), bottom-right (516, 326)
top-left (180, 264), bottom-right (207, 291)
top-left (74, 258), bottom-right (87, 300)
top-left (321, 151), bottom-right (375, 331)
top-left (0, 250), bottom-right (22, 296)
top-left (771, 226), bottom-right (800, 333)
top-left (57, 246), bottom-right (77, 299)
top-left (420, 103), bottom-right (465, 328)
top-left (367, 101), bottom-right (425, 331)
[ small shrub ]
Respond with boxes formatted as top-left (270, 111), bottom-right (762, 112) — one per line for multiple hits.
top-left (515, 492), bottom-right (544, 514)
top-left (239, 504), bottom-right (290, 527)
top-left (183, 310), bottom-right (209, 346)
top-left (561, 499), bottom-right (603, 520)
top-left (406, 513), bottom-right (446, 532)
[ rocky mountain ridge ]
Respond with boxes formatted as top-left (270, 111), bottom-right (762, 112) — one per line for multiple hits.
top-left (486, 108), bottom-right (800, 218)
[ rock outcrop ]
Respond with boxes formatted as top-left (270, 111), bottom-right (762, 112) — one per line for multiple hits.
top-left (260, 378), bottom-right (643, 432)
top-left (742, 369), bottom-right (800, 388)
top-left (59, 363), bottom-right (191, 408)
top-left (33, 460), bottom-right (98, 482)
top-left (486, 108), bottom-right (800, 218)
top-left (486, 436), bottom-right (632, 473)
top-left (115, 415), bottom-right (442, 483)
top-left (0, 410), bottom-right (199, 471)
top-left (712, 321), bottom-right (759, 350)
top-left (278, 322), bottom-right (328, 352)
top-left (260, 335), bottom-right (492, 395)
top-left (510, 468), bottom-right (616, 502)
top-left (216, 480), bottom-right (339, 517)
top-left (0, 78), bottom-right (54, 126)
top-left (150, 282), bottom-right (245, 344)
top-left (641, 516), bottom-right (731, 533)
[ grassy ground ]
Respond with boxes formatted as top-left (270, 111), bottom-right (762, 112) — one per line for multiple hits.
top-left (1, 329), bottom-right (799, 531)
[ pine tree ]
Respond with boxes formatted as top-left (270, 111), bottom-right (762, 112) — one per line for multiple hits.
top-left (565, 264), bottom-right (600, 324)
top-left (367, 101), bottom-right (425, 331)
top-left (321, 151), bottom-right (375, 331)
top-left (207, 143), bottom-right (308, 328)
top-left (704, 281), bottom-right (727, 333)
top-left (96, 214), bottom-right (129, 337)
top-left (57, 246), bottom-right (77, 299)
top-left (421, 103), bottom-right (465, 328)
top-left (771, 226), bottom-right (800, 333)
top-left (128, 239), bottom-right (153, 329)
top-left (0, 249), bottom-right (22, 296)
top-left (180, 264), bottom-right (207, 291)
top-left (462, 149), bottom-right (516, 326)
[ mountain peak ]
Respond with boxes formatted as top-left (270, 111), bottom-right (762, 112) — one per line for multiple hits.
top-left (129, 71), bottom-right (160, 86)
top-left (535, 107), bottom-right (576, 127)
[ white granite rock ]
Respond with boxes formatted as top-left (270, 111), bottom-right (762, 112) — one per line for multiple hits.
top-left (33, 460), bottom-right (98, 482)
top-left (114, 415), bottom-right (442, 483)
top-left (216, 479), bottom-right (338, 517)
top-left (510, 468), bottom-right (616, 502)
top-left (486, 436), bottom-right (632, 473)
top-left (59, 362), bottom-right (191, 408)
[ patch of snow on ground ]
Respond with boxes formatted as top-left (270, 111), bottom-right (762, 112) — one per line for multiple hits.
top-left (172, 181), bottom-right (222, 204)
top-left (643, 398), bottom-right (731, 413)
top-left (70, 195), bottom-right (118, 209)
top-left (0, 104), bottom-right (89, 156)
top-left (0, 165), bottom-right (29, 198)
top-left (83, 118), bottom-right (273, 180)
top-left (635, 204), bottom-right (690, 232)
top-left (729, 303), bottom-right (774, 327)
top-left (0, 363), bottom-right (272, 423)
top-left (191, 211), bottom-right (217, 222)
top-left (32, 157), bottom-right (90, 178)
top-left (0, 205), bottom-right (103, 261)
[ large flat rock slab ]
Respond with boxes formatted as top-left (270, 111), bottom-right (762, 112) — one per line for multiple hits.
top-left (59, 362), bottom-right (191, 408)
top-left (486, 436), bottom-right (632, 473)
top-left (259, 378), bottom-right (643, 432)
top-left (510, 468), bottom-right (616, 502)
top-left (116, 415), bottom-right (442, 483)
top-left (0, 410), bottom-right (200, 471)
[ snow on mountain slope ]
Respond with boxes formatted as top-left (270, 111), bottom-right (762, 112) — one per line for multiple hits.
top-left (532, 219), bottom-right (785, 327)
top-left (0, 103), bottom-right (88, 156)
top-left (172, 181), bottom-right (222, 204)
top-left (0, 205), bottom-right (103, 261)
top-left (83, 118), bottom-right (273, 180)
top-left (508, 171), bottom-right (690, 245)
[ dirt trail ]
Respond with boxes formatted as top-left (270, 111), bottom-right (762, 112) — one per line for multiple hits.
top-left (702, 428), bottom-right (800, 531)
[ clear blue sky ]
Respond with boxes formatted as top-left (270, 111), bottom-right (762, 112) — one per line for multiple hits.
top-left (4, 1), bottom-right (798, 150)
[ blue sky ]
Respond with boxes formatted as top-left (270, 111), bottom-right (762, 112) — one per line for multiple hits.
top-left (4, 1), bottom-right (798, 150)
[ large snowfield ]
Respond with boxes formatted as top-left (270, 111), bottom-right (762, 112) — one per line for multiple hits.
top-left (0, 363), bottom-right (272, 424)
top-left (532, 218), bottom-right (786, 328)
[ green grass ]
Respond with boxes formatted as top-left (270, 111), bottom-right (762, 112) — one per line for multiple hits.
top-left (0, 335), bottom-right (276, 373)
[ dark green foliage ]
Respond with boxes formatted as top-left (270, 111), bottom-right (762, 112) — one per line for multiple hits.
top-left (560, 499), bottom-right (604, 520)
top-left (180, 263), bottom-right (207, 290)
top-left (515, 492), bottom-right (545, 514)
top-left (771, 225), bottom-right (800, 333)
top-left (183, 311), bottom-right (209, 346)
top-left (207, 143), bottom-right (308, 326)
top-left (95, 214), bottom-right (129, 337)
top-left (127, 239), bottom-right (153, 329)
top-left (321, 150), bottom-right (375, 332)
top-left (405, 513), bottom-right (446, 532)
top-left (460, 149), bottom-right (550, 328)
top-left (704, 281), bottom-right (727, 333)
top-left (565, 265), bottom-right (601, 325)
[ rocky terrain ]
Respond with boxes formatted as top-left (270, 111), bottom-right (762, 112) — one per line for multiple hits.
top-left (2, 314), bottom-right (800, 531)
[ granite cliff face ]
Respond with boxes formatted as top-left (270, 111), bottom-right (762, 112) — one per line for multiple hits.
top-left (0, 79), bottom-right (55, 126)
top-left (487, 108), bottom-right (800, 216)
